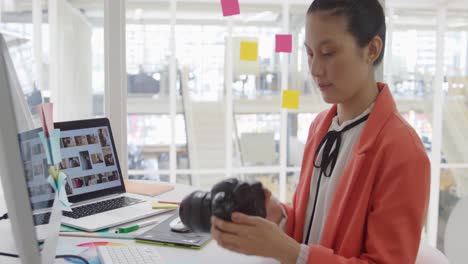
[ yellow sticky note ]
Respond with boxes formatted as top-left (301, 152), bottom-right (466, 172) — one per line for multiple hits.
top-left (48, 166), bottom-right (60, 182)
top-left (240, 41), bottom-right (258, 61)
top-left (151, 201), bottom-right (179, 210)
top-left (282, 90), bottom-right (300, 110)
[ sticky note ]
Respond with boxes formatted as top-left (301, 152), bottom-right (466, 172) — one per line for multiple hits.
top-left (58, 172), bottom-right (72, 211)
top-left (276, 34), bottom-right (293, 53)
top-left (48, 166), bottom-right (60, 182)
top-left (240, 41), bottom-right (258, 61)
top-left (40, 129), bottom-right (62, 166)
top-left (282, 90), bottom-right (300, 110)
top-left (36, 103), bottom-right (54, 137)
top-left (48, 172), bottom-right (72, 212)
top-left (221, 0), bottom-right (240, 17)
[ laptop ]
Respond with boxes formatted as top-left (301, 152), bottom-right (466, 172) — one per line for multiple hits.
top-left (18, 118), bottom-right (172, 233)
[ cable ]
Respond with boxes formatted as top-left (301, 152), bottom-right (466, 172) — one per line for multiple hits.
top-left (0, 213), bottom-right (89, 263)
top-left (0, 252), bottom-right (90, 264)
top-left (0, 212), bottom-right (8, 220)
top-left (56, 254), bottom-right (90, 264)
top-left (0, 252), bottom-right (17, 258)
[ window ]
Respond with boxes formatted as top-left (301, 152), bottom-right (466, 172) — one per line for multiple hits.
top-left (235, 114), bottom-right (280, 167)
top-left (127, 114), bottom-right (188, 182)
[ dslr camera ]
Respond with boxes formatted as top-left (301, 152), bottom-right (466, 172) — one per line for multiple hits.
top-left (179, 178), bottom-right (267, 232)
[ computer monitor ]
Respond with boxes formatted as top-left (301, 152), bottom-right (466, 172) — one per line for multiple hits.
top-left (0, 34), bottom-right (42, 263)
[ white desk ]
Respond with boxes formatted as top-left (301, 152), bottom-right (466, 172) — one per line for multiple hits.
top-left (0, 182), bottom-right (279, 264)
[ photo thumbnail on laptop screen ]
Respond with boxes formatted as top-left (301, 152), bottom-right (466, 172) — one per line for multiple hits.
top-left (19, 126), bottom-right (122, 211)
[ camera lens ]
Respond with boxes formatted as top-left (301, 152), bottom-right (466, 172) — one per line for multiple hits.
top-left (179, 178), bottom-right (267, 233)
top-left (179, 191), bottom-right (212, 232)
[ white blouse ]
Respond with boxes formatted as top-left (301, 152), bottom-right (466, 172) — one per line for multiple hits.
top-left (290, 103), bottom-right (374, 264)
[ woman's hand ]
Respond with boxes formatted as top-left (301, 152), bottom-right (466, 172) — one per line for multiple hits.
top-left (264, 188), bottom-right (285, 225)
top-left (211, 212), bottom-right (300, 264)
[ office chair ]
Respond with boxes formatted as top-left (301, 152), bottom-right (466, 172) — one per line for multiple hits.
top-left (444, 195), bottom-right (468, 264)
top-left (416, 240), bottom-right (449, 264)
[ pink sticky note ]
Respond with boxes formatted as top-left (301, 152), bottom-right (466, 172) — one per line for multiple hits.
top-left (275, 34), bottom-right (293, 53)
top-left (36, 103), bottom-right (54, 138)
top-left (221, 0), bottom-right (240, 17)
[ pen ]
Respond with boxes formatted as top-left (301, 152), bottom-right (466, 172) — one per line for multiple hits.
top-left (116, 219), bottom-right (160, 234)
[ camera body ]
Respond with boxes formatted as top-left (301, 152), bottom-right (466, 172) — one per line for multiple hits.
top-left (179, 178), bottom-right (267, 233)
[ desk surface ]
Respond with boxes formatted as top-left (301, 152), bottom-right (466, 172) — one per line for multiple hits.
top-left (0, 182), bottom-right (278, 264)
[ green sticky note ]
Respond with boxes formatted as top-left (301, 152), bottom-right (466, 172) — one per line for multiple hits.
top-left (240, 41), bottom-right (258, 61)
top-left (282, 90), bottom-right (300, 110)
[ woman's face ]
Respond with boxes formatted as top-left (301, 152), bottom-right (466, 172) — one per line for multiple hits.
top-left (305, 11), bottom-right (373, 104)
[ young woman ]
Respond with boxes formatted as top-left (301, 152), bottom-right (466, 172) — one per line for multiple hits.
top-left (211, 0), bottom-right (430, 263)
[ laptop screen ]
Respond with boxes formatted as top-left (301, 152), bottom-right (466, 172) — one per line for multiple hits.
top-left (18, 119), bottom-right (125, 211)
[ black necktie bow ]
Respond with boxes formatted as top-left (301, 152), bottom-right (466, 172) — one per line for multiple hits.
top-left (313, 114), bottom-right (370, 178)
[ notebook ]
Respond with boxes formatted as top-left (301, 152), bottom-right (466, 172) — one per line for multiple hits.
top-left (151, 201), bottom-right (179, 209)
top-left (135, 214), bottom-right (212, 249)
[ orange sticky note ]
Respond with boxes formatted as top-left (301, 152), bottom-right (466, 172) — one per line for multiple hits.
top-left (282, 90), bottom-right (300, 110)
top-left (240, 41), bottom-right (258, 61)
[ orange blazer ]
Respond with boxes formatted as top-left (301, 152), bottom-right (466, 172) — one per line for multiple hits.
top-left (283, 83), bottom-right (430, 263)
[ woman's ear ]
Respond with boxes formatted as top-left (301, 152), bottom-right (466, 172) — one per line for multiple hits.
top-left (366, 36), bottom-right (383, 65)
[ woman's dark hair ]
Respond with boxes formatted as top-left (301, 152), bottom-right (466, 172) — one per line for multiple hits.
top-left (308, 0), bottom-right (386, 66)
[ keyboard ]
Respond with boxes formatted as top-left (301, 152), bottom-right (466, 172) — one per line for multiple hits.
top-left (97, 246), bottom-right (164, 264)
top-left (63, 196), bottom-right (143, 219)
top-left (33, 212), bottom-right (51, 225)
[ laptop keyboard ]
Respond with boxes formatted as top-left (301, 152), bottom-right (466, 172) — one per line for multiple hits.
top-left (63, 197), bottom-right (144, 219)
top-left (33, 212), bottom-right (51, 225)
top-left (33, 197), bottom-right (144, 222)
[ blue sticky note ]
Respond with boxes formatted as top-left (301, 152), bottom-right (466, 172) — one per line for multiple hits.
top-left (58, 172), bottom-right (72, 212)
top-left (39, 129), bottom-right (62, 166)
top-left (48, 172), bottom-right (72, 212)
